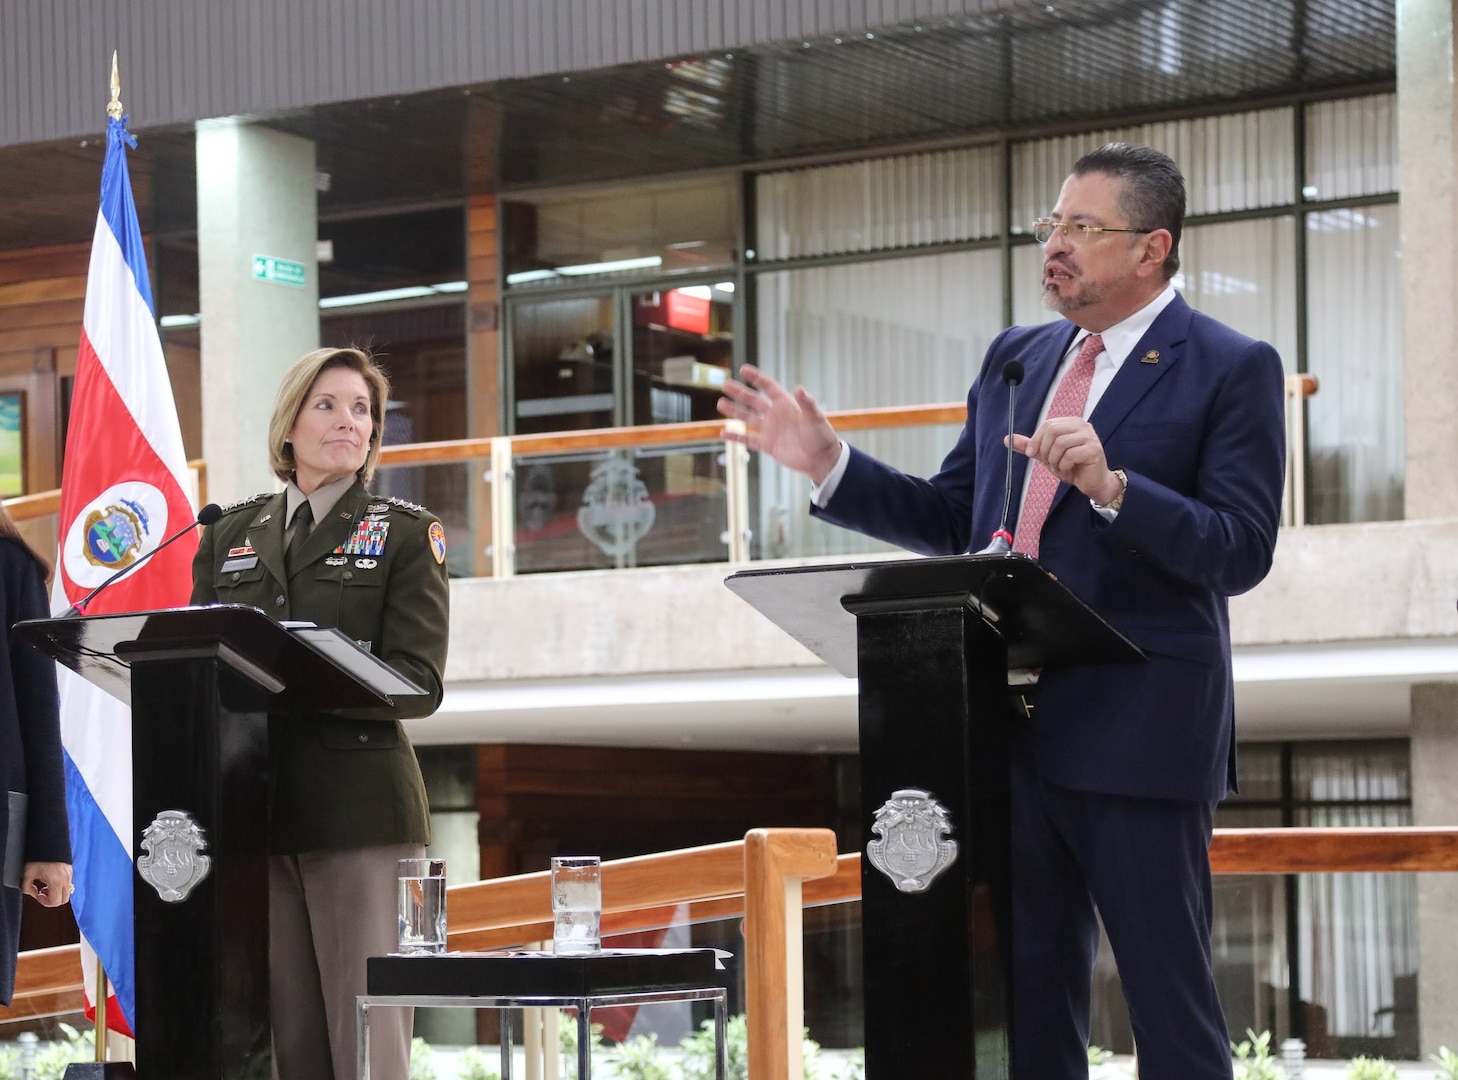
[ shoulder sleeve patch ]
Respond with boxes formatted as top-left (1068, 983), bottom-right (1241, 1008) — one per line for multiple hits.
top-left (428, 520), bottom-right (447, 564)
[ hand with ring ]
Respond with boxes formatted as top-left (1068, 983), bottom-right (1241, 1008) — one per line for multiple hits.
top-left (22, 861), bottom-right (74, 908)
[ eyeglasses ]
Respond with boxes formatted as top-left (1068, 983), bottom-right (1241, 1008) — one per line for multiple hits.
top-left (1031, 219), bottom-right (1152, 244)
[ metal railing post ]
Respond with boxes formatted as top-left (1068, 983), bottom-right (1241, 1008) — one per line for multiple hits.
top-left (1283, 373), bottom-right (1317, 529)
top-left (489, 436), bottom-right (516, 578)
top-left (722, 419), bottom-right (752, 563)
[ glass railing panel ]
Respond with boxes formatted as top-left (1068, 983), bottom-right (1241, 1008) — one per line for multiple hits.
top-left (372, 456), bottom-right (491, 579)
top-left (754, 423), bottom-right (965, 561)
top-left (513, 443), bottom-right (729, 574)
top-left (803, 897), bottom-right (865, 1063)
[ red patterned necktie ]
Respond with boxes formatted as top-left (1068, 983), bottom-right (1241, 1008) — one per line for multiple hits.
top-left (1012, 333), bottom-right (1104, 559)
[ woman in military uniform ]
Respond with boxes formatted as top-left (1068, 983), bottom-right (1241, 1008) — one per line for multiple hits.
top-left (191, 347), bottom-right (449, 1080)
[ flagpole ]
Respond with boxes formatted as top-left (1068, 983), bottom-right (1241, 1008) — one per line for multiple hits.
top-left (94, 959), bottom-right (109, 1062)
top-left (92, 49), bottom-right (120, 1067)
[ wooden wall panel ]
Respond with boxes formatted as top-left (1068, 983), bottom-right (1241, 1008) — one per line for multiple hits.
top-left (0, 245), bottom-right (89, 287)
top-left (476, 744), bottom-right (837, 880)
top-left (0, 238), bottom-right (182, 494)
top-left (0, 245), bottom-right (86, 493)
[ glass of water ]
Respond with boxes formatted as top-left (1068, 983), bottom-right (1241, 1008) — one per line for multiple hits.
top-left (397, 857), bottom-right (447, 955)
top-left (551, 855), bottom-right (602, 954)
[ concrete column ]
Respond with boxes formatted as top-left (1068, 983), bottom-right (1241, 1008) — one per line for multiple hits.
top-left (195, 120), bottom-right (318, 503)
top-left (1398, 0), bottom-right (1458, 518)
top-left (1411, 681), bottom-right (1458, 1054)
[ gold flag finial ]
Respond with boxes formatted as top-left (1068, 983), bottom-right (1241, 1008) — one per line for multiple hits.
top-left (107, 50), bottom-right (123, 120)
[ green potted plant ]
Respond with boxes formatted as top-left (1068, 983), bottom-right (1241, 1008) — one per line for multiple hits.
top-left (1433, 1046), bottom-right (1458, 1080)
top-left (1346, 1056), bottom-right (1398, 1080)
top-left (1231, 1029), bottom-right (1282, 1080)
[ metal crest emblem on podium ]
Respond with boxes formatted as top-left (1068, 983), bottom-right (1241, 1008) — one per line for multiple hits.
top-left (137, 809), bottom-right (212, 902)
top-left (866, 788), bottom-right (958, 893)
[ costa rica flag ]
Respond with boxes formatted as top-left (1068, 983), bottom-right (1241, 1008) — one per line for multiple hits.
top-left (52, 109), bottom-right (198, 1036)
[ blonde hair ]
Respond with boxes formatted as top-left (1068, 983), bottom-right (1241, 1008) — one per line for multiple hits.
top-left (268, 347), bottom-right (390, 485)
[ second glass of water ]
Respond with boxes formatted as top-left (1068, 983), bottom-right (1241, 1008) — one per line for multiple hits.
top-left (398, 857), bottom-right (447, 955)
top-left (551, 855), bottom-right (602, 954)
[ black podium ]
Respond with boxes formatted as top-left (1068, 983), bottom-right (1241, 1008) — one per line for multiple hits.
top-left (18, 605), bottom-right (427, 1080)
top-left (726, 553), bottom-right (1143, 1079)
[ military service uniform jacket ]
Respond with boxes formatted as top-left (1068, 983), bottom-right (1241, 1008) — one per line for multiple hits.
top-left (191, 481), bottom-right (449, 855)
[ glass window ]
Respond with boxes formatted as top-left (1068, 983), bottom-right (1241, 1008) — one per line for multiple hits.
top-left (1011, 108), bottom-right (1295, 224)
top-left (510, 294), bottom-right (617, 433)
top-left (755, 145), bottom-right (1003, 261)
top-left (754, 248), bottom-right (1001, 559)
top-left (1292, 742), bottom-right (1416, 1059)
top-left (1305, 94), bottom-right (1398, 201)
top-left (1304, 203), bottom-right (1403, 524)
top-left (630, 284), bottom-right (735, 425)
top-left (1176, 217), bottom-right (1298, 367)
top-left (502, 176), bottom-right (737, 287)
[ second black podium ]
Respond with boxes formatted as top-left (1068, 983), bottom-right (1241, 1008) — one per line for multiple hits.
top-left (727, 553), bottom-right (1143, 1079)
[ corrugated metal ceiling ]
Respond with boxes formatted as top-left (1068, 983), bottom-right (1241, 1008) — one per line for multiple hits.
top-left (0, 0), bottom-right (1397, 251)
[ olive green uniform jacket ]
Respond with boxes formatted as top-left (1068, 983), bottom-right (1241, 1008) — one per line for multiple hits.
top-left (190, 481), bottom-right (449, 855)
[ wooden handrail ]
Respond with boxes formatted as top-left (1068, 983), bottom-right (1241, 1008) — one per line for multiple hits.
top-left (2, 406), bottom-right (966, 521)
top-left (368, 403), bottom-right (970, 467)
top-left (4, 459), bottom-right (207, 523)
top-left (745, 828), bottom-right (839, 1080)
top-left (1208, 826), bottom-right (1458, 873)
top-left (446, 838), bottom-right (752, 951)
top-left (6, 826), bottom-right (1457, 1028)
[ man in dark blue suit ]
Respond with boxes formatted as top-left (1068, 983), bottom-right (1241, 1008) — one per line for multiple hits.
top-left (719, 143), bottom-right (1286, 1079)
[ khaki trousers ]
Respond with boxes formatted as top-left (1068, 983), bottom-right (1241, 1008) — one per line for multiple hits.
top-left (270, 843), bottom-right (423, 1080)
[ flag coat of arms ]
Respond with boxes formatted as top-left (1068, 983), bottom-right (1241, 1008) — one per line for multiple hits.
top-left (52, 110), bottom-right (198, 1034)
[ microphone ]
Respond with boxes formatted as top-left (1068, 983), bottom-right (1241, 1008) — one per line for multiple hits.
top-left (61, 503), bottom-right (223, 617)
top-left (973, 361), bottom-right (1025, 555)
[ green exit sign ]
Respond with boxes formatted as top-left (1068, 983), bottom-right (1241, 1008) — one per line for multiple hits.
top-left (252, 255), bottom-right (306, 288)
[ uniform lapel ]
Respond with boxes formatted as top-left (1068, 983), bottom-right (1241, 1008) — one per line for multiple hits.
top-left (290, 481), bottom-right (366, 581)
top-left (247, 492), bottom-right (288, 587)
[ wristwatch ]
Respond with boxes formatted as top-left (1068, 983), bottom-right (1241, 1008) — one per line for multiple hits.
top-left (1093, 469), bottom-right (1128, 513)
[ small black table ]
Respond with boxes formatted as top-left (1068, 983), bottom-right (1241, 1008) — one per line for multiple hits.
top-left (359, 949), bottom-right (730, 1079)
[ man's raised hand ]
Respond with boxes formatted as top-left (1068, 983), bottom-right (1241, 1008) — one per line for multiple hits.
top-left (718, 364), bottom-right (842, 484)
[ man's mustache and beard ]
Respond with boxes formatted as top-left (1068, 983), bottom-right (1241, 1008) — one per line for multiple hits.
top-left (1043, 253), bottom-right (1104, 315)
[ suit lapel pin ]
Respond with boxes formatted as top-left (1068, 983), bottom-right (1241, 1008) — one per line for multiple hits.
top-left (1141, 350), bottom-right (1160, 364)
